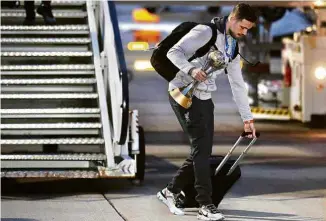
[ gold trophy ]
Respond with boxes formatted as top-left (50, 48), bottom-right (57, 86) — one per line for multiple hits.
top-left (169, 50), bottom-right (226, 109)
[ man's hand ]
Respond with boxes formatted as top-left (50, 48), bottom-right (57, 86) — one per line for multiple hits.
top-left (190, 68), bottom-right (207, 82)
top-left (244, 120), bottom-right (256, 138)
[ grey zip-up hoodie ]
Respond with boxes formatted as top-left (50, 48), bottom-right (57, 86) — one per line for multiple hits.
top-left (167, 17), bottom-right (253, 121)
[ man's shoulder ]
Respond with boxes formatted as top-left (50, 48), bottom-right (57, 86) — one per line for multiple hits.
top-left (194, 24), bottom-right (214, 32)
top-left (189, 24), bottom-right (215, 39)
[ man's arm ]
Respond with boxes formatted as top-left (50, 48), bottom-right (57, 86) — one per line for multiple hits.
top-left (227, 55), bottom-right (253, 122)
top-left (167, 25), bottom-right (213, 75)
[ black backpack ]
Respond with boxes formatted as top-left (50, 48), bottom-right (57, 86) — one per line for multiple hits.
top-left (150, 22), bottom-right (218, 82)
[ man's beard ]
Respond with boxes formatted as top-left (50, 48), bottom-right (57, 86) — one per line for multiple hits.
top-left (229, 29), bottom-right (244, 40)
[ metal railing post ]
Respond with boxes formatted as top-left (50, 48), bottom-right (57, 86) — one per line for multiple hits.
top-left (86, 0), bottom-right (115, 168)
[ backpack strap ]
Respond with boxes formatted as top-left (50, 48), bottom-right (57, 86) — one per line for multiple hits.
top-left (232, 42), bottom-right (239, 60)
top-left (188, 23), bottom-right (218, 62)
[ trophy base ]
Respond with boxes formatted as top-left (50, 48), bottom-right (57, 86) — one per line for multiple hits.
top-left (169, 88), bottom-right (192, 109)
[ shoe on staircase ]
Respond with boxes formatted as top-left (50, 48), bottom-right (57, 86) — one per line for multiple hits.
top-left (37, 3), bottom-right (56, 25)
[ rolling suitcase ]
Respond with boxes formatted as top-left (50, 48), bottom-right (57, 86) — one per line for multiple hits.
top-left (178, 131), bottom-right (260, 208)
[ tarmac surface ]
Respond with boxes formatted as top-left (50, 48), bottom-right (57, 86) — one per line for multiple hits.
top-left (2, 133), bottom-right (326, 221)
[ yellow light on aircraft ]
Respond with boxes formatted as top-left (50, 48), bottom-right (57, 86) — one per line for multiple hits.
top-left (315, 67), bottom-right (326, 80)
top-left (132, 8), bottom-right (160, 23)
top-left (134, 60), bottom-right (154, 71)
top-left (127, 42), bottom-right (149, 51)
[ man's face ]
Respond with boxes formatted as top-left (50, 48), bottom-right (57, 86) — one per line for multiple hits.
top-left (229, 17), bottom-right (254, 39)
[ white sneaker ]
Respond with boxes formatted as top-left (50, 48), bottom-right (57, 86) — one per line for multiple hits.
top-left (197, 204), bottom-right (225, 220)
top-left (157, 187), bottom-right (184, 215)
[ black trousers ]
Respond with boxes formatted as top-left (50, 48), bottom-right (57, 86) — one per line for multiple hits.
top-left (24, 1), bottom-right (51, 19)
top-left (167, 93), bottom-right (214, 206)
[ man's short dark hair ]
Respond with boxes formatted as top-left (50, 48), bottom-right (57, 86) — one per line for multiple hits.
top-left (231, 3), bottom-right (258, 24)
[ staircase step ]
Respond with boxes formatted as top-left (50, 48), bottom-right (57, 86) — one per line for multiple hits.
top-left (1, 51), bottom-right (92, 57)
top-left (0, 0), bottom-right (86, 7)
top-left (1, 65), bottom-right (94, 76)
top-left (1, 25), bottom-right (88, 30)
top-left (1, 108), bottom-right (100, 119)
top-left (0, 93), bottom-right (98, 99)
top-left (1, 25), bottom-right (89, 35)
top-left (1, 64), bottom-right (94, 70)
top-left (1, 123), bottom-right (102, 129)
top-left (50, 0), bottom-right (86, 6)
top-left (1, 78), bottom-right (96, 85)
top-left (1, 38), bottom-right (91, 44)
top-left (1, 129), bottom-right (99, 135)
top-left (1, 154), bottom-right (106, 161)
top-left (1, 71), bottom-right (94, 76)
top-left (1, 170), bottom-right (100, 178)
top-left (1, 108), bottom-right (100, 114)
top-left (1, 161), bottom-right (94, 169)
top-left (1, 114), bottom-right (99, 119)
top-left (1, 138), bottom-right (104, 145)
top-left (1, 46), bottom-right (89, 53)
top-left (1, 86), bottom-right (93, 93)
top-left (1, 9), bottom-right (87, 18)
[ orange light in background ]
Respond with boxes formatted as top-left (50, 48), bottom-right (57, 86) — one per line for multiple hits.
top-left (316, 84), bottom-right (324, 91)
top-left (132, 8), bottom-right (161, 44)
top-left (134, 30), bottom-right (161, 44)
top-left (127, 42), bottom-right (149, 51)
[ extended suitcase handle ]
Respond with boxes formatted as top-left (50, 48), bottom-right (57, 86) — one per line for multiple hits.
top-left (214, 131), bottom-right (260, 176)
top-left (241, 131), bottom-right (260, 138)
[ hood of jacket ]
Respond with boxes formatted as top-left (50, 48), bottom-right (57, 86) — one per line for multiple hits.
top-left (211, 16), bottom-right (228, 34)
